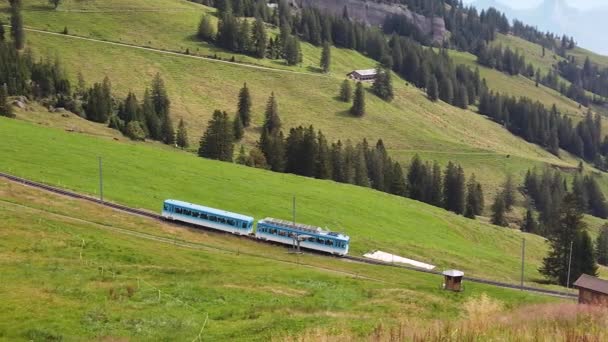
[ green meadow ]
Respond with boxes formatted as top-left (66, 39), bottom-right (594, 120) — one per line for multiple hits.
top-left (0, 179), bottom-right (555, 341)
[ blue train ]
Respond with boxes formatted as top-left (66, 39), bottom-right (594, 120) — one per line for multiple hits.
top-left (161, 199), bottom-right (350, 255)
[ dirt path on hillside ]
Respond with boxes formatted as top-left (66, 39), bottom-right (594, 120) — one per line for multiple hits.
top-left (15, 26), bottom-right (325, 77)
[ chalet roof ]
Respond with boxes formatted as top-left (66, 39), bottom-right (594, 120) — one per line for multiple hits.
top-left (574, 274), bottom-right (608, 294)
top-left (443, 270), bottom-right (464, 277)
top-left (350, 69), bottom-right (377, 76)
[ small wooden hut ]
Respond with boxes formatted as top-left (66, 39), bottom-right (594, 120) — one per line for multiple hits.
top-left (573, 274), bottom-right (608, 306)
top-left (442, 270), bottom-right (464, 292)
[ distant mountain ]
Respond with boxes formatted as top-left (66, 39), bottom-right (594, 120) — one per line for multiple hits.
top-left (472, 0), bottom-right (608, 55)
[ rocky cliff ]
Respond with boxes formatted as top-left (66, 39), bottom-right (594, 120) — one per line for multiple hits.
top-left (294, 0), bottom-right (448, 42)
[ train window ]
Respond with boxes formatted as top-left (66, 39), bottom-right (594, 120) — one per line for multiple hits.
top-left (209, 215), bottom-right (217, 222)
top-left (192, 212), bottom-right (200, 218)
top-left (163, 204), bottom-right (169, 211)
top-left (175, 208), bottom-right (183, 214)
top-left (201, 213), bottom-right (208, 220)
top-left (242, 222), bottom-right (247, 229)
top-left (219, 217), bottom-right (226, 224)
top-left (227, 219), bottom-right (235, 226)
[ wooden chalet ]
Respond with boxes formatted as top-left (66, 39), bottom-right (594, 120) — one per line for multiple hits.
top-left (347, 69), bottom-right (377, 82)
top-left (573, 274), bottom-right (608, 306)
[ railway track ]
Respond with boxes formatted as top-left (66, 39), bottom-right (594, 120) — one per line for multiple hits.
top-left (0, 171), bottom-right (577, 299)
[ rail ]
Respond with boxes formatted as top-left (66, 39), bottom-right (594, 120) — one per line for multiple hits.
top-left (0, 171), bottom-right (577, 299)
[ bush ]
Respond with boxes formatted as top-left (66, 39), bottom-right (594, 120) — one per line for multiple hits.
top-left (125, 121), bottom-right (146, 141)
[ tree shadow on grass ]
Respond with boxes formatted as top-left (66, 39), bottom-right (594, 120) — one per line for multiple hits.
top-left (336, 109), bottom-right (354, 118)
top-left (306, 65), bottom-right (322, 74)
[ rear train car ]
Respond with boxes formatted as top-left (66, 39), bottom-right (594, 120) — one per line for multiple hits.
top-left (162, 199), bottom-right (254, 235)
top-left (255, 218), bottom-right (350, 255)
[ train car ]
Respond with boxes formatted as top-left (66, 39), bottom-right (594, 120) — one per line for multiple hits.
top-left (162, 199), bottom-right (254, 235)
top-left (255, 218), bottom-right (350, 255)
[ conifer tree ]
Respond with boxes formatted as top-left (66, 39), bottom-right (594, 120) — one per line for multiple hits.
top-left (430, 161), bottom-right (443, 207)
top-left (142, 89), bottom-right (161, 140)
top-left (439, 77), bottom-right (453, 104)
top-left (350, 82), bottom-right (365, 116)
top-left (372, 66), bottom-right (393, 101)
top-left (320, 41), bottom-right (331, 73)
top-left (259, 128), bottom-right (285, 172)
top-left (331, 141), bottom-right (345, 182)
top-left (407, 154), bottom-right (425, 201)
top-left (339, 80), bottom-right (352, 102)
top-left (596, 224), bottom-right (608, 266)
top-left (233, 113), bottom-right (244, 140)
top-left (571, 230), bottom-right (599, 283)
top-left (198, 14), bottom-right (216, 42)
top-left (10, 0), bottom-right (24, 50)
top-left (151, 73), bottom-right (170, 120)
top-left (85, 80), bottom-right (112, 123)
top-left (540, 194), bottom-right (592, 286)
top-left (491, 194), bottom-right (508, 227)
top-left (176, 118), bottom-right (189, 149)
top-left (390, 162), bottom-right (407, 197)
top-left (315, 131), bottom-right (332, 179)
top-left (236, 145), bottom-right (248, 165)
top-left (0, 21), bottom-right (5, 42)
top-left (263, 92), bottom-right (281, 133)
top-left (284, 36), bottom-right (302, 66)
top-left (354, 145), bottom-right (370, 187)
top-left (252, 17), bottom-right (267, 59)
top-left (237, 19), bottom-right (252, 53)
top-left (199, 110), bottom-right (234, 162)
top-left (502, 174), bottom-right (516, 211)
top-left (427, 75), bottom-right (439, 101)
top-left (161, 115), bottom-right (175, 145)
top-left (455, 84), bottom-right (468, 109)
top-left (521, 207), bottom-right (538, 233)
top-left (464, 174), bottom-right (482, 219)
top-left (443, 162), bottom-right (465, 215)
top-left (0, 84), bottom-right (14, 118)
top-left (237, 83), bottom-right (252, 127)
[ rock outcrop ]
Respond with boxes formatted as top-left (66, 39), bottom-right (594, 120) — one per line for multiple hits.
top-left (294, 0), bottom-right (448, 42)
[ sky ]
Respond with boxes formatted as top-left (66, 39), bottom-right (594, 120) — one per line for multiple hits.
top-left (462, 0), bottom-right (607, 10)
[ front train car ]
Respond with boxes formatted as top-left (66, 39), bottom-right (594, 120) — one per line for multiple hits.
top-left (255, 218), bottom-right (350, 256)
top-left (162, 199), bottom-right (254, 235)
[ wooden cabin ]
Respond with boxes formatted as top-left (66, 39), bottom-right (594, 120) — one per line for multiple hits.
top-left (442, 270), bottom-right (464, 292)
top-left (347, 69), bottom-right (377, 82)
top-left (573, 274), bottom-right (608, 306)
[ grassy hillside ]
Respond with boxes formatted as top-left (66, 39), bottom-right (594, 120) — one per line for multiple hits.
top-left (0, 0), bottom-right (375, 77)
top-left (0, 117), bottom-right (570, 286)
top-left (448, 49), bottom-right (584, 117)
top-left (0, 179), bottom-right (555, 341)
top-left (22, 29), bottom-right (582, 199)
top-left (4, 0), bottom-right (603, 199)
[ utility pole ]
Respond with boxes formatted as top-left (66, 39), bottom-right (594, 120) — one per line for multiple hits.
top-left (98, 156), bottom-right (104, 202)
top-left (567, 240), bottom-right (574, 288)
top-left (520, 238), bottom-right (526, 290)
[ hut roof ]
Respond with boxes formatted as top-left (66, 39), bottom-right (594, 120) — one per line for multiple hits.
top-left (574, 274), bottom-right (608, 294)
top-left (443, 270), bottom-right (464, 277)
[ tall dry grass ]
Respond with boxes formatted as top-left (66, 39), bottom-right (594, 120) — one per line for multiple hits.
top-left (280, 294), bottom-right (608, 342)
